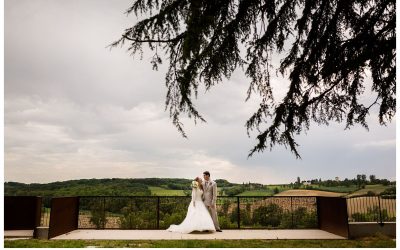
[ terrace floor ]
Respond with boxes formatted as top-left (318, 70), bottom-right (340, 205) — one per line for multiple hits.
top-left (51, 229), bottom-right (346, 240)
top-left (4, 230), bottom-right (34, 240)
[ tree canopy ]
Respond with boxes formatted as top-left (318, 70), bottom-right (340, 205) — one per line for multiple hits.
top-left (108, 0), bottom-right (395, 159)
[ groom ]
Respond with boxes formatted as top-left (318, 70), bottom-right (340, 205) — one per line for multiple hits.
top-left (202, 171), bottom-right (222, 232)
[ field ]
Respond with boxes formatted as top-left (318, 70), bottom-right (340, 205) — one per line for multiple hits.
top-left (236, 185), bottom-right (291, 196)
top-left (148, 186), bottom-right (186, 196)
top-left (345, 185), bottom-right (390, 197)
top-left (237, 190), bottom-right (274, 196)
top-left (234, 184), bottom-right (393, 197)
top-left (267, 184), bottom-right (291, 189)
top-left (308, 185), bottom-right (360, 193)
top-left (275, 189), bottom-right (345, 197)
top-left (346, 196), bottom-right (396, 220)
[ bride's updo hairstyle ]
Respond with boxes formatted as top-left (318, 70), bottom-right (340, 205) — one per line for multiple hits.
top-left (194, 177), bottom-right (204, 190)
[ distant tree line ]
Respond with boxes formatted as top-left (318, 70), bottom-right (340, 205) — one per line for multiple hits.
top-left (4, 178), bottom-right (240, 197)
top-left (5, 175), bottom-right (394, 198)
top-left (292, 174), bottom-right (394, 189)
top-left (4, 178), bottom-right (169, 197)
top-left (223, 182), bottom-right (284, 196)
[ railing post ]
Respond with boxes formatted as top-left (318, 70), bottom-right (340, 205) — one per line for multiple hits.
top-left (291, 197), bottom-right (294, 229)
top-left (378, 196), bottom-right (383, 225)
top-left (237, 196), bottom-right (240, 229)
top-left (76, 197), bottom-right (80, 229)
top-left (157, 196), bottom-right (160, 229)
top-left (316, 196), bottom-right (320, 228)
top-left (102, 197), bottom-right (106, 229)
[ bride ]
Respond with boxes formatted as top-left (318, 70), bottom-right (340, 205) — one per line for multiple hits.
top-left (166, 177), bottom-right (216, 233)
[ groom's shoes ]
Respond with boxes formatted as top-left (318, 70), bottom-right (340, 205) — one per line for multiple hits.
top-left (216, 229), bottom-right (222, 232)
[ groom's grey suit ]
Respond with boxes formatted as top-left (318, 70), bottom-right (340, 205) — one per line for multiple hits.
top-left (202, 179), bottom-right (220, 230)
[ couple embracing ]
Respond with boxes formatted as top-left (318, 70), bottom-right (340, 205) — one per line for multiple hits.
top-left (167, 171), bottom-right (222, 233)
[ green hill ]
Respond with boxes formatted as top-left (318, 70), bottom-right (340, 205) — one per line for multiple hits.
top-left (5, 178), bottom-right (394, 197)
top-left (345, 184), bottom-right (394, 197)
top-left (4, 178), bottom-right (241, 197)
top-left (5, 178), bottom-right (151, 196)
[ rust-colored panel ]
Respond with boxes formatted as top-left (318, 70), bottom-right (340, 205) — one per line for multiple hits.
top-left (48, 197), bottom-right (79, 239)
top-left (317, 197), bottom-right (349, 238)
top-left (5, 196), bottom-right (42, 230)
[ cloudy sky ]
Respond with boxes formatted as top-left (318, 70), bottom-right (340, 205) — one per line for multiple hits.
top-left (4, 0), bottom-right (396, 184)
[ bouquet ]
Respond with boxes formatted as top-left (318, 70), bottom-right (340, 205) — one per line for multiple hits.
top-left (191, 180), bottom-right (199, 188)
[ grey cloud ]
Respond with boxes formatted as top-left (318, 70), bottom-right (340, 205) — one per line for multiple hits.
top-left (4, 0), bottom-right (396, 184)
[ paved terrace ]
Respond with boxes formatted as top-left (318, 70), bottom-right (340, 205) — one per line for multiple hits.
top-left (50, 229), bottom-right (346, 240)
top-left (4, 230), bottom-right (34, 240)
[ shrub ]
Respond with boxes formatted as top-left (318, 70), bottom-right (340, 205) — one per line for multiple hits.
top-left (90, 206), bottom-right (107, 229)
top-left (351, 206), bottom-right (391, 222)
top-left (160, 212), bottom-right (185, 229)
top-left (119, 211), bottom-right (143, 229)
top-left (218, 216), bottom-right (236, 229)
top-left (381, 186), bottom-right (396, 196)
top-left (252, 203), bottom-right (283, 227)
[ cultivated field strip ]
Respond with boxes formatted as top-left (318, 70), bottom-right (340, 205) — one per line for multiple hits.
top-left (346, 196), bottom-right (396, 221)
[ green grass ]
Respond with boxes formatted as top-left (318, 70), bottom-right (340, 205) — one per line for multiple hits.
top-left (237, 190), bottom-right (274, 196)
top-left (346, 185), bottom-right (390, 197)
top-left (267, 185), bottom-right (288, 188)
top-left (267, 185), bottom-right (291, 192)
top-left (235, 184), bottom-right (395, 197)
top-left (236, 185), bottom-right (291, 196)
top-left (4, 236), bottom-right (396, 248)
top-left (307, 185), bottom-right (360, 193)
top-left (148, 186), bottom-right (186, 196)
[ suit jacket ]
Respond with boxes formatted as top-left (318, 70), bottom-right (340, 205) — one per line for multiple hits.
top-left (202, 179), bottom-right (217, 206)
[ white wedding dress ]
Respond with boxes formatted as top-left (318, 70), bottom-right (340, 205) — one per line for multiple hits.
top-left (166, 187), bottom-right (216, 233)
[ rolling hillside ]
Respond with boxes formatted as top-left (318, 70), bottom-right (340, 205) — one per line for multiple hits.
top-left (4, 178), bottom-right (238, 197)
top-left (274, 189), bottom-right (345, 197)
top-left (5, 178), bottom-right (394, 197)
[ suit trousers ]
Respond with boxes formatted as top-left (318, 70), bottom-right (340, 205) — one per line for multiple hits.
top-left (206, 204), bottom-right (220, 230)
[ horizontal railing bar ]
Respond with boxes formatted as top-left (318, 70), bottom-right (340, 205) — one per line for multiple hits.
top-left (7, 195), bottom-right (395, 199)
top-left (76, 227), bottom-right (289, 230)
top-left (76, 195), bottom-right (320, 230)
top-left (77, 195), bottom-right (319, 198)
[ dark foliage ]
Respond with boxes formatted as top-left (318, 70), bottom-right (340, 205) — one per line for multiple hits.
top-left (252, 203), bottom-right (283, 227)
top-left (300, 174), bottom-right (393, 188)
top-left (4, 178), bottom-right (239, 197)
top-left (108, 0), bottom-right (395, 158)
top-left (351, 206), bottom-right (394, 222)
top-left (80, 196), bottom-right (318, 229)
top-left (381, 186), bottom-right (396, 196)
top-left (4, 178), bottom-right (169, 196)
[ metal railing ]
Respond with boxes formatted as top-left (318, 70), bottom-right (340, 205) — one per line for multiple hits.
top-left (346, 195), bottom-right (396, 223)
top-left (8, 194), bottom-right (395, 231)
top-left (76, 196), bottom-right (318, 229)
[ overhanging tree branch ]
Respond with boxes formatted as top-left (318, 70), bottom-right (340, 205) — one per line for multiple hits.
top-left (122, 32), bottom-right (186, 43)
top-left (109, 0), bottom-right (396, 159)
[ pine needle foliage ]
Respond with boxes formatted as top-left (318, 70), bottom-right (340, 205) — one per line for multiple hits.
top-left (108, 0), bottom-right (395, 158)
